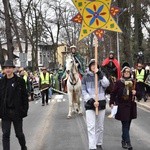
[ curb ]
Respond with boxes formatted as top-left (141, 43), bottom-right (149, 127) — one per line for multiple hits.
top-left (137, 101), bottom-right (150, 111)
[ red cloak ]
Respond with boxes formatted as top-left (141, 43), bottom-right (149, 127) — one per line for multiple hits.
top-left (102, 58), bottom-right (121, 79)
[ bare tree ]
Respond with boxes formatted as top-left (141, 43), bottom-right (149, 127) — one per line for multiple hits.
top-left (2, 0), bottom-right (14, 60)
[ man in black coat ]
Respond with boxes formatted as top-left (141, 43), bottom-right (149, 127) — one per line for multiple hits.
top-left (0, 60), bottom-right (29, 150)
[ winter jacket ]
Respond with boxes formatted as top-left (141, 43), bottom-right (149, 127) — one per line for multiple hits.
top-left (110, 78), bottom-right (139, 121)
top-left (82, 70), bottom-right (110, 110)
top-left (0, 74), bottom-right (29, 119)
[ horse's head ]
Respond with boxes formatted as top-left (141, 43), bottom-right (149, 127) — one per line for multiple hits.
top-left (66, 54), bottom-right (74, 74)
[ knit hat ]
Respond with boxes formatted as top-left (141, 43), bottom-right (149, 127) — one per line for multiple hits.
top-left (42, 67), bottom-right (47, 70)
top-left (109, 51), bottom-right (114, 54)
top-left (121, 66), bottom-right (131, 73)
top-left (88, 59), bottom-right (95, 68)
top-left (70, 45), bottom-right (76, 49)
top-left (121, 62), bottom-right (130, 73)
top-left (3, 60), bottom-right (15, 68)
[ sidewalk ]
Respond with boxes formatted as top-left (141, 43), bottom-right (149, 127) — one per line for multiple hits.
top-left (136, 96), bottom-right (150, 111)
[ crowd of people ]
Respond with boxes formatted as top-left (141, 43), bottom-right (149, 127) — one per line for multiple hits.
top-left (0, 45), bottom-right (149, 150)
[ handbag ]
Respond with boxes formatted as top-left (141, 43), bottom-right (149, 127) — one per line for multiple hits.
top-left (131, 101), bottom-right (137, 119)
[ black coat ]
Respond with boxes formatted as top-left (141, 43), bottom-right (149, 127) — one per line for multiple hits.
top-left (0, 74), bottom-right (29, 119)
top-left (110, 79), bottom-right (138, 121)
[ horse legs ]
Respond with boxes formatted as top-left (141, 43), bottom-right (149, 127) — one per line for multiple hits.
top-left (67, 92), bottom-right (73, 119)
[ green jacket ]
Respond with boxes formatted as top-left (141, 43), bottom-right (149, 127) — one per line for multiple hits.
top-left (62, 52), bottom-right (85, 79)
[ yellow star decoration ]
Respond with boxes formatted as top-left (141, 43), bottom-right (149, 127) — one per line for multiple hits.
top-left (72, 0), bottom-right (122, 41)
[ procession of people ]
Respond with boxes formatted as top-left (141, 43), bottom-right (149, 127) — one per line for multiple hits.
top-left (0, 46), bottom-right (149, 150)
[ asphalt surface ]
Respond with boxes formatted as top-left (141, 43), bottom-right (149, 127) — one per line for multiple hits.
top-left (0, 94), bottom-right (150, 150)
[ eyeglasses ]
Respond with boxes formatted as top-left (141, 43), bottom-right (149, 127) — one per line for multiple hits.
top-left (124, 71), bottom-right (130, 73)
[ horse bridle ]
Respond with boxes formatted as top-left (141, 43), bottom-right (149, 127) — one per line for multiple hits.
top-left (69, 57), bottom-right (79, 86)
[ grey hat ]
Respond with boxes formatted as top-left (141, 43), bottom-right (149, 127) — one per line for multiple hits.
top-left (121, 66), bottom-right (131, 73)
top-left (3, 60), bottom-right (15, 68)
top-left (70, 45), bottom-right (76, 49)
top-left (109, 51), bottom-right (114, 54)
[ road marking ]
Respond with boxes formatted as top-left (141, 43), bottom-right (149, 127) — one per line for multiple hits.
top-left (57, 99), bottom-right (62, 102)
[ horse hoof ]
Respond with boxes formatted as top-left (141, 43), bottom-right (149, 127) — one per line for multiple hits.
top-left (67, 115), bottom-right (71, 119)
top-left (79, 112), bottom-right (83, 116)
top-left (72, 111), bottom-right (76, 114)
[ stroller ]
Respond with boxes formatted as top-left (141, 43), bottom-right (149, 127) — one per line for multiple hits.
top-left (32, 77), bottom-right (41, 101)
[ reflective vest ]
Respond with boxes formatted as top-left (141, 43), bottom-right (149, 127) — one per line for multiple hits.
top-left (40, 72), bottom-right (50, 84)
top-left (23, 75), bottom-right (28, 88)
top-left (136, 69), bottom-right (145, 82)
top-left (23, 75), bottom-right (28, 83)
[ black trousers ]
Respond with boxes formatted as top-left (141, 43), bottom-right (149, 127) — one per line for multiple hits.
top-left (41, 89), bottom-right (49, 104)
top-left (2, 118), bottom-right (26, 150)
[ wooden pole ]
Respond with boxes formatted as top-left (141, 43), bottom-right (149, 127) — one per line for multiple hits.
top-left (94, 36), bottom-right (99, 115)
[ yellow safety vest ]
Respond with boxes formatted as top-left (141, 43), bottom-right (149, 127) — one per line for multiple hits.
top-left (40, 72), bottom-right (50, 84)
top-left (136, 69), bottom-right (145, 82)
top-left (23, 75), bottom-right (28, 83)
top-left (23, 75), bottom-right (28, 89)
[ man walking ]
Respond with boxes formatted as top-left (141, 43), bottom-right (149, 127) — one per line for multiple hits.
top-left (0, 60), bottom-right (29, 150)
top-left (134, 63), bottom-right (147, 102)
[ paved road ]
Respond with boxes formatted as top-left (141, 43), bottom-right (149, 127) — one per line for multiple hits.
top-left (0, 94), bottom-right (150, 150)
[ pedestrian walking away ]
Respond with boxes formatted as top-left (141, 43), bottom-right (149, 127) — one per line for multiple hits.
top-left (82, 59), bottom-right (110, 150)
top-left (109, 65), bottom-right (140, 150)
top-left (0, 60), bottom-right (29, 150)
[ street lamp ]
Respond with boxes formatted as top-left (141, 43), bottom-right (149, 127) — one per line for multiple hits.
top-left (116, 8), bottom-right (128, 63)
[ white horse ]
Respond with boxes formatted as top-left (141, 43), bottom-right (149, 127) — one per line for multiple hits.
top-left (65, 54), bottom-right (83, 118)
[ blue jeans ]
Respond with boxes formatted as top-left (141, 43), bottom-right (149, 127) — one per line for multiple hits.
top-left (121, 120), bottom-right (131, 142)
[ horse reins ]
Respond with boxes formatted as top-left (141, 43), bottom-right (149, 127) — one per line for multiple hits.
top-left (69, 58), bottom-right (80, 87)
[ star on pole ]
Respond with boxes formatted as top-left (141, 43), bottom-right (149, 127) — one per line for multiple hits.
top-left (72, 0), bottom-right (122, 41)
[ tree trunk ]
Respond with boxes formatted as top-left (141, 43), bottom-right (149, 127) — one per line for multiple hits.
top-left (0, 40), bottom-right (5, 66)
top-left (133, 0), bottom-right (143, 53)
top-left (9, 2), bottom-right (23, 53)
top-left (117, 0), bottom-right (132, 65)
top-left (2, 0), bottom-right (14, 60)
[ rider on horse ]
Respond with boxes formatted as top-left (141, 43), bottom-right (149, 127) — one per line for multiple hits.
top-left (102, 51), bottom-right (121, 81)
top-left (61, 45), bottom-right (85, 92)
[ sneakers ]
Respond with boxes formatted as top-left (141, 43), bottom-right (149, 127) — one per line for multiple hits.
top-left (121, 141), bottom-right (133, 150)
top-left (144, 97), bottom-right (147, 102)
top-left (126, 142), bottom-right (133, 150)
top-left (122, 141), bottom-right (127, 149)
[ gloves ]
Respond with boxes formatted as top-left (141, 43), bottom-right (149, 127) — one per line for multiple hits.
top-left (97, 69), bottom-right (103, 79)
top-left (87, 98), bottom-right (95, 105)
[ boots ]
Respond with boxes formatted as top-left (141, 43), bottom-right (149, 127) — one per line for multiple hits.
top-left (121, 141), bottom-right (127, 149)
top-left (97, 145), bottom-right (103, 150)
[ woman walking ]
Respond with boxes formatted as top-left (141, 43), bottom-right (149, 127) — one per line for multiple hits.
top-left (110, 66), bottom-right (139, 150)
top-left (82, 59), bottom-right (109, 150)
